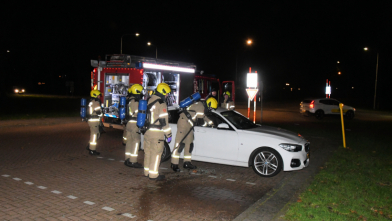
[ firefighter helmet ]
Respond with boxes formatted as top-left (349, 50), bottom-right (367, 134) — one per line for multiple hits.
top-left (156, 83), bottom-right (171, 95)
top-left (90, 90), bottom-right (101, 98)
top-left (206, 97), bottom-right (218, 110)
top-left (223, 91), bottom-right (231, 97)
top-left (129, 84), bottom-right (143, 95)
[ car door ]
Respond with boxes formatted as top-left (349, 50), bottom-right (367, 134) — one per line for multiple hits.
top-left (319, 99), bottom-right (332, 114)
top-left (193, 112), bottom-right (239, 161)
top-left (329, 100), bottom-right (341, 114)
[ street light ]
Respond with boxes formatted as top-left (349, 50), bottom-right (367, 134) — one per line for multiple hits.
top-left (364, 47), bottom-right (379, 110)
top-left (147, 42), bottom-right (157, 59)
top-left (235, 39), bottom-right (253, 83)
top-left (120, 33), bottom-right (139, 54)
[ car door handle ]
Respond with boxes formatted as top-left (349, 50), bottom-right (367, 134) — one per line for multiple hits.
top-left (196, 129), bottom-right (206, 133)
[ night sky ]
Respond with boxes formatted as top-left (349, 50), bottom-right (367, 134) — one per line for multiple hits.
top-left (3, 1), bottom-right (392, 107)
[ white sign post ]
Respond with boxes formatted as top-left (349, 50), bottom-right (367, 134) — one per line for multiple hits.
top-left (246, 68), bottom-right (258, 123)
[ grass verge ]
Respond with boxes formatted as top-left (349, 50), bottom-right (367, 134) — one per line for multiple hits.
top-left (283, 120), bottom-right (392, 220)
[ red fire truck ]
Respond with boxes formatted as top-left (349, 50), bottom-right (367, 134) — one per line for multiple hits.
top-left (90, 54), bottom-right (234, 129)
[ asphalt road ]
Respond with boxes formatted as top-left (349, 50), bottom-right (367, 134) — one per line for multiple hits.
top-left (1, 101), bottom-right (388, 220)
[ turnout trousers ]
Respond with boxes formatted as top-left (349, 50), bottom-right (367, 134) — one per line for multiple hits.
top-left (125, 122), bottom-right (141, 163)
top-left (171, 130), bottom-right (194, 165)
top-left (88, 120), bottom-right (100, 151)
top-left (143, 135), bottom-right (164, 179)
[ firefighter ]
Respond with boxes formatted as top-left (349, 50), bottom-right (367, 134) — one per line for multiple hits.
top-left (205, 88), bottom-right (218, 101)
top-left (171, 97), bottom-right (217, 172)
top-left (124, 84), bottom-right (144, 168)
top-left (143, 83), bottom-right (172, 181)
top-left (86, 89), bottom-right (103, 155)
top-left (221, 91), bottom-right (235, 110)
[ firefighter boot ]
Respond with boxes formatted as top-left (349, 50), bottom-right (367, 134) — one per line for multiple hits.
top-left (183, 162), bottom-right (197, 169)
top-left (149, 174), bottom-right (165, 181)
top-left (124, 159), bottom-right (143, 168)
top-left (87, 144), bottom-right (100, 155)
top-left (171, 163), bottom-right (181, 172)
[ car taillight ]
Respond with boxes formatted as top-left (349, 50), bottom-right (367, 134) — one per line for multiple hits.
top-left (309, 100), bottom-right (314, 109)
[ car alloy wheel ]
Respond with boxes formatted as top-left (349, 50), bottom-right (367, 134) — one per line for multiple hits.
top-left (161, 141), bottom-right (171, 162)
top-left (251, 148), bottom-right (283, 177)
top-left (345, 110), bottom-right (354, 120)
top-left (315, 110), bottom-right (324, 119)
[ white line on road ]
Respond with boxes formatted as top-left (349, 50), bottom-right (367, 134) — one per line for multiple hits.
top-left (226, 179), bottom-right (236, 182)
top-left (108, 158), bottom-right (115, 161)
top-left (24, 182), bottom-right (34, 185)
top-left (246, 182), bottom-right (256, 185)
top-left (13, 178), bottom-right (21, 181)
top-left (160, 167), bottom-right (168, 170)
top-left (2, 174), bottom-right (10, 177)
top-left (208, 175), bottom-right (217, 178)
top-left (67, 195), bottom-right (78, 199)
top-left (102, 207), bottom-right (115, 211)
top-left (122, 213), bottom-right (137, 218)
top-left (37, 186), bottom-right (47, 189)
top-left (84, 201), bottom-right (95, 205)
top-left (97, 157), bottom-right (104, 159)
top-left (51, 190), bottom-right (62, 194)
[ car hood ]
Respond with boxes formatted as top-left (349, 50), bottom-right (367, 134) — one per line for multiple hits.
top-left (240, 125), bottom-right (304, 143)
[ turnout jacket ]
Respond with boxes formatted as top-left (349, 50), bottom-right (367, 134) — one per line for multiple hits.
top-left (144, 95), bottom-right (172, 139)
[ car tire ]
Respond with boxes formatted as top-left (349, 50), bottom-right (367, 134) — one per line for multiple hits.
top-left (315, 110), bottom-right (324, 119)
top-left (345, 110), bottom-right (355, 120)
top-left (161, 141), bottom-right (171, 162)
top-left (251, 147), bottom-right (283, 177)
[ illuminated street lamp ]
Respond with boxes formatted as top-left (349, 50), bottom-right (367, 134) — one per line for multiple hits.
top-left (236, 39), bottom-right (253, 83)
top-left (364, 47), bottom-right (379, 110)
top-left (120, 33), bottom-right (139, 54)
top-left (147, 42), bottom-right (158, 59)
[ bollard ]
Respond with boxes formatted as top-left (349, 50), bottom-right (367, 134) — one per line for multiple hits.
top-left (339, 103), bottom-right (346, 148)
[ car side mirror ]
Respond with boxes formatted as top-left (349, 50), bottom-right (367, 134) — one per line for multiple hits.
top-left (217, 123), bottom-right (230, 129)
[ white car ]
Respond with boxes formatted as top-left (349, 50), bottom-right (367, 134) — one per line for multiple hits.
top-left (300, 98), bottom-right (356, 120)
top-left (145, 107), bottom-right (310, 177)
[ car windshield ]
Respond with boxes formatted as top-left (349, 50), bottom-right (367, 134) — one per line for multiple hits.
top-left (220, 111), bottom-right (258, 129)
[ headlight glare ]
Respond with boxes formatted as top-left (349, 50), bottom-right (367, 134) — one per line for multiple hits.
top-left (279, 143), bottom-right (302, 152)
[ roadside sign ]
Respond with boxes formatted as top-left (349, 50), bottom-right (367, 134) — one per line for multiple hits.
top-left (246, 89), bottom-right (258, 101)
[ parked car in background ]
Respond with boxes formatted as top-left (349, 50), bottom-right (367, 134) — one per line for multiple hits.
top-left (13, 86), bottom-right (25, 94)
top-left (300, 98), bottom-right (356, 120)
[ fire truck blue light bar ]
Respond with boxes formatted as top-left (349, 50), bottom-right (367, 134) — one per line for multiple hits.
top-left (143, 63), bottom-right (195, 73)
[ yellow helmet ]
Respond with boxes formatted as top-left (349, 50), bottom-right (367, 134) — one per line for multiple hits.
top-left (128, 84), bottom-right (143, 94)
top-left (223, 91), bottom-right (231, 97)
top-left (90, 90), bottom-right (101, 98)
top-left (156, 83), bottom-right (171, 95)
top-left (206, 97), bottom-right (218, 110)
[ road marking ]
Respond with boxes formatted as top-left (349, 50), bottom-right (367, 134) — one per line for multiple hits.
top-left (97, 157), bottom-right (104, 159)
top-left (102, 207), bottom-right (115, 211)
top-left (2, 174), bottom-right (10, 177)
top-left (208, 175), bottom-right (217, 178)
top-left (13, 178), bottom-right (21, 181)
top-left (160, 167), bottom-right (168, 170)
top-left (25, 182), bottom-right (34, 185)
top-left (84, 201), bottom-right (95, 205)
top-left (122, 213), bottom-right (136, 218)
top-left (37, 186), bottom-right (47, 189)
top-left (51, 190), bottom-right (62, 194)
top-left (119, 160), bottom-right (125, 162)
top-left (67, 195), bottom-right (77, 199)
top-left (226, 179), bottom-right (236, 182)
top-left (246, 182), bottom-right (256, 185)
top-left (108, 158), bottom-right (115, 161)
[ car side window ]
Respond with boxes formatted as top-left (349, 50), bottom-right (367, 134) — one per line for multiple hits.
top-left (168, 110), bottom-right (179, 124)
top-left (206, 112), bottom-right (234, 130)
top-left (330, 100), bottom-right (340, 106)
top-left (319, 100), bottom-right (329, 105)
